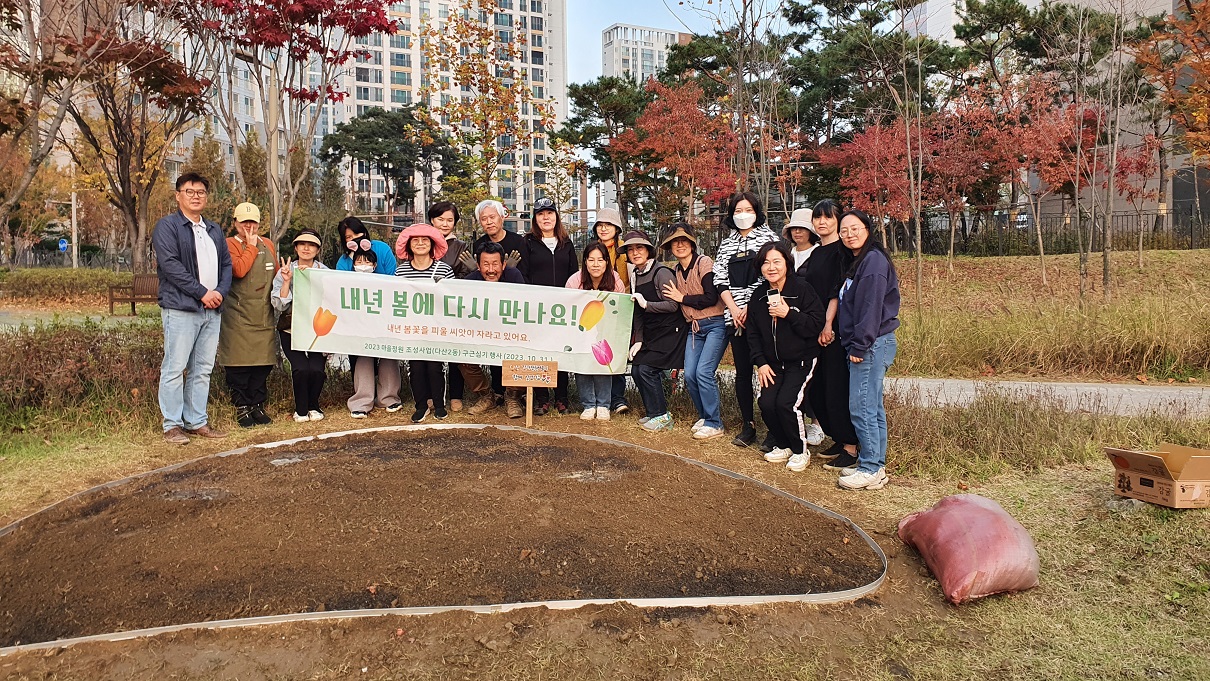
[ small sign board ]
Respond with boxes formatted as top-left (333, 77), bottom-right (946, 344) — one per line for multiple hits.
top-left (501, 360), bottom-right (557, 388)
top-left (58, 239), bottom-right (68, 252)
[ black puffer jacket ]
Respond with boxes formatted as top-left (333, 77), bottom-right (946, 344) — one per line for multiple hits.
top-left (524, 234), bottom-right (578, 287)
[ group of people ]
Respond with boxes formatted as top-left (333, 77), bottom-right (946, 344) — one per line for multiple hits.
top-left (152, 171), bottom-right (899, 492)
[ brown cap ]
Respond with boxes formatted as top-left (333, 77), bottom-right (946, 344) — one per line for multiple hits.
top-left (659, 225), bottom-right (697, 249)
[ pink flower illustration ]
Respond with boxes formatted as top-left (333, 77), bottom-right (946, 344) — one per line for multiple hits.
top-left (592, 339), bottom-right (614, 366)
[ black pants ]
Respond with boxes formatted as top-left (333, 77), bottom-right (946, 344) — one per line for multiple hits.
top-left (490, 365), bottom-right (503, 396)
top-left (446, 362), bottom-right (464, 401)
top-left (809, 340), bottom-right (859, 446)
top-left (224, 365), bottom-right (272, 407)
top-left (610, 374), bottom-right (628, 409)
top-left (535, 372), bottom-right (569, 406)
top-left (279, 330), bottom-right (325, 415)
top-left (758, 361), bottom-right (814, 454)
top-left (727, 326), bottom-right (755, 425)
top-left (410, 359), bottom-right (445, 409)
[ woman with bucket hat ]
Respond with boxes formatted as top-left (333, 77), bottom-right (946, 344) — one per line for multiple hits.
top-left (624, 230), bottom-right (686, 432)
top-left (592, 207), bottom-right (631, 413)
top-left (524, 197), bottom-right (578, 414)
top-left (782, 207), bottom-right (827, 448)
top-left (659, 223), bottom-right (727, 440)
top-left (271, 229), bottom-right (330, 423)
top-left (395, 223), bottom-right (454, 423)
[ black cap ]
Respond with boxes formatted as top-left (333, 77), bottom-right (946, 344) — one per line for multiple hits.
top-left (533, 197), bottom-right (557, 213)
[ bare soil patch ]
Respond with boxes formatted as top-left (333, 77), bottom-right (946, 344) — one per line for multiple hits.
top-left (0, 428), bottom-right (881, 647)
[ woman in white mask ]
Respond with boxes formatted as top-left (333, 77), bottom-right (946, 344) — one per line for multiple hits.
top-left (712, 191), bottom-right (781, 450)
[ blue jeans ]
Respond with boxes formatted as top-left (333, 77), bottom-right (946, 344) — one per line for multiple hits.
top-left (610, 374), bottom-right (628, 409)
top-left (684, 316), bottom-right (727, 428)
top-left (632, 363), bottom-right (668, 417)
top-left (159, 307), bottom-right (222, 431)
top-left (576, 373), bottom-right (613, 409)
top-left (848, 332), bottom-right (897, 473)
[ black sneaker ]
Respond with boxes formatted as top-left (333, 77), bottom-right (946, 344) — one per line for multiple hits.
top-left (236, 407), bottom-right (256, 429)
top-left (731, 422), bottom-right (757, 447)
top-left (612, 403), bottom-right (630, 415)
top-left (555, 400), bottom-right (569, 415)
top-left (385, 402), bottom-right (404, 413)
top-left (433, 406), bottom-right (448, 420)
top-left (823, 451), bottom-right (859, 471)
top-left (816, 441), bottom-right (846, 461)
top-left (251, 404), bottom-right (272, 425)
top-left (534, 402), bottom-right (550, 416)
top-left (411, 408), bottom-right (429, 423)
top-left (759, 434), bottom-right (777, 454)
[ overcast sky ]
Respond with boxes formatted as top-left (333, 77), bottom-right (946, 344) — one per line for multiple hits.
top-left (565, 0), bottom-right (717, 85)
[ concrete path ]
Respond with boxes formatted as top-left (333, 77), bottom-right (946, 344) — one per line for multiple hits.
top-left (887, 377), bottom-right (1210, 417)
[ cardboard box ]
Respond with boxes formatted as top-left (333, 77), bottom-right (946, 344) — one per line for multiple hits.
top-left (1105, 443), bottom-right (1210, 509)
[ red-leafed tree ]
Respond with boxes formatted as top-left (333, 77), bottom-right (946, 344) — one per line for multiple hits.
top-left (819, 120), bottom-right (912, 247)
top-left (165, 0), bottom-right (396, 243)
top-left (923, 105), bottom-right (996, 273)
top-left (1112, 135), bottom-right (1160, 267)
top-left (611, 80), bottom-right (736, 225)
top-left (1007, 78), bottom-right (1069, 286)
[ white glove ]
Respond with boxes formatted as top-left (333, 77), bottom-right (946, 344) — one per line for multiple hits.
top-left (628, 342), bottom-right (642, 361)
top-left (632, 292), bottom-right (648, 309)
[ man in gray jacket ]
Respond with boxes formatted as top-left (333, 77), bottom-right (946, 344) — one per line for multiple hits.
top-left (152, 173), bottom-right (233, 444)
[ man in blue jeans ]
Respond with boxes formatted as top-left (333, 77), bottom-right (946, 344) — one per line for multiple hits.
top-left (152, 172), bottom-right (233, 444)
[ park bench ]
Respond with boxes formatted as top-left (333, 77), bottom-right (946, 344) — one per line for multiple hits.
top-left (108, 273), bottom-right (159, 315)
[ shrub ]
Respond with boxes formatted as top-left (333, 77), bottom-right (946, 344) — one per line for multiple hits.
top-left (0, 268), bottom-right (133, 301)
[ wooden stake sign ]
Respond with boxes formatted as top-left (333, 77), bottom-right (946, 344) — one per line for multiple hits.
top-left (501, 360), bottom-right (558, 428)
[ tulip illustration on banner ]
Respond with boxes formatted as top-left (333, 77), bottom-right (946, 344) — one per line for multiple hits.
top-left (309, 307), bottom-right (338, 350)
top-left (578, 299), bottom-right (605, 331)
top-left (591, 339), bottom-right (613, 367)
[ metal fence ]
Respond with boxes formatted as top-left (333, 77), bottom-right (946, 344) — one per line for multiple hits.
top-left (9, 250), bottom-right (140, 271)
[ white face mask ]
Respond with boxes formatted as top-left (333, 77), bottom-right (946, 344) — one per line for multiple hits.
top-left (733, 213), bottom-right (757, 230)
top-left (354, 264), bottom-right (374, 273)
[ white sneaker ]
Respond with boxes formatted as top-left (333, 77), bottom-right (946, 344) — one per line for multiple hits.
top-left (693, 425), bottom-right (725, 440)
top-left (595, 406), bottom-right (611, 421)
top-left (838, 467), bottom-right (889, 490)
top-left (805, 423), bottom-right (825, 446)
top-left (841, 466), bottom-right (859, 476)
top-left (691, 419), bottom-right (705, 433)
top-left (764, 447), bottom-right (790, 463)
top-left (580, 408), bottom-right (596, 420)
top-left (292, 413), bottom-right (310, 423)
top-left (786, 452), bottom-right (810, 472)
top-left (308, 410), bottom-right (324, 422)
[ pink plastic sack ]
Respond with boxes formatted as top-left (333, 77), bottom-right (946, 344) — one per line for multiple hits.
top-left (897, 494), bottom-right (1040, 604)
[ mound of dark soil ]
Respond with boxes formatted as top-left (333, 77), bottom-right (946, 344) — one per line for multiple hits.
top-left (0, 428), bottom-right (882, 646)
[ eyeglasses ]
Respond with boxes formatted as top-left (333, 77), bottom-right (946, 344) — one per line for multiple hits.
top-left (180, 189), bottom-right (208, 198)
top-left (346, 238), bottom-right (372, 252)
top-left (839, 226), bottom-right (866, 235)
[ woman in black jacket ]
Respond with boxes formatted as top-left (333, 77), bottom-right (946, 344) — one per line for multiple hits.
top-left (524, 197), bottom-right (578, 413)
top-left (746, 242), bottom-right (825, 472)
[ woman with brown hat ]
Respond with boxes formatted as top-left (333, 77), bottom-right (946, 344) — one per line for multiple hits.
top-left (659, 223), bottom-right (727, 440)
top-left (624, 230), bottom-right (686, 432)
top-left (395, 223), bottom-right (454, 423)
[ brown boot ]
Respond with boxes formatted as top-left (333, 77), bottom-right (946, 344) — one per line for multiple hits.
top-left (505, 389), bottom-right (524, 419)
top-left (466, 392), bottom-right (497, 416)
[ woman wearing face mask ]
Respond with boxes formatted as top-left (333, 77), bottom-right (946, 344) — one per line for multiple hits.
top-left (337, 216), bottom-right (403, 420)
top-left (659, 223), bottom-right (727, 440)
top-left (746, 242), bottom-right (825, 472)
top-left (272, 229), bottom-right (330, 423)
top-left (835, 209), bottom-right (900, 491)
top-left (713, 191), bottom-right (781, 448)
top-left (799, 200), bottom-right (861, 472)
top-left (524, 197), bottom-right (578, 415)
top-left (624, 230), bottom-right (686, 432)
top-left (592, 208), bottom-right (631, 414)
top-left (566, 241), bottom-right (626, 420)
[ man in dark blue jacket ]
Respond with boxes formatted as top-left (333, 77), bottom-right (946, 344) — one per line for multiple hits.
top-left (152, 172), bottom-right (233, 444)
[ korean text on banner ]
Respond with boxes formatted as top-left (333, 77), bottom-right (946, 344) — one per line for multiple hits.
top-left (290, 268), bottom-right (634, 375)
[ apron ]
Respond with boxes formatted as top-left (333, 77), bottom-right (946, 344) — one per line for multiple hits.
top-left (634, 264), bottom-right (686, 370)
top-left (218, 240), bottom-right (278, 366)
